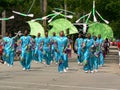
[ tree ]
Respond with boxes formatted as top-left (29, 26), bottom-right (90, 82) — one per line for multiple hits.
top-left (0, 0), bottom-right (120, 38)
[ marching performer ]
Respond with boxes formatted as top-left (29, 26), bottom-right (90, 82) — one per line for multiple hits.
top-left (51, 32), bottom-right (58, 63)
top-left (2, 32), bottom-right (9, 64)
top-left (57, 31), bottom-right (68, 72)
top-left (19, 30), bottom-right (32, 71)
top-left (92, 36), bottom-right (100, 72)
top-left (97, 34), bottom-right (104, 67)
top-left (35, 33), bottom-right (43, 63)
top-left (31, 36), bottom-right (36, 62)
top-left (43, 31), bottom-right (52, 65)
top-left (83, 33), bottom-right (94, 73)
top-left (74, 34), bottom-right (84, 65)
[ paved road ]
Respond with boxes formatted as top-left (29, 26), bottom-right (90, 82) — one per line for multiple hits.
top-left (0, 57), bottom-right (120, 90)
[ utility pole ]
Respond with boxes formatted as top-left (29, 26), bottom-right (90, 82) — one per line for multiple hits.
top-left (64, 0), bottom-right (67, 19)
top-left (1, 10), bottom-right (6, 36)
top-left (43, 0), bottom-right (47, 31)
top-left (40, 0), bottom-right (43, 16)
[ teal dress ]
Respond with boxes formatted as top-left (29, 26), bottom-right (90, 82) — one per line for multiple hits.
top-left (3, 36), bottom-right (10, 62)
top-left (97, 38), bottom-right (104, 66)
top-left (6, 37), bottom-right (16, 66)
top-left (20, 35), bottom-right (32, 70)
top-left (56, 36), bottom-right (68, 72)
top-left (35, 37), bottom-right (43, 63)
top-left (51, 36), bottom-right (58, 62)
top-left (83, 38), bottom-right (94, 71)
top-left (75, 38), bottom-right (84, 63)
top-left (43, 37), bottom-right (51, 65)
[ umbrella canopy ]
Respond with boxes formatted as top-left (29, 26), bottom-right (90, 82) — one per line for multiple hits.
top-left (88, 22), bottom-right (113, 39)
top-left (28, 21), bottom-right (45, 37)
top-left (48, 18), bottom-right (78, 36)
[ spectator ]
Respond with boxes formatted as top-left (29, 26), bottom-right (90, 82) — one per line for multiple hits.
top-left (117, 40), bottom-right (120, 68)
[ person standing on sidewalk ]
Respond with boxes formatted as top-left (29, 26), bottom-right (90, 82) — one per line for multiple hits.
top-left (117, 40), bottom-right (120, 68)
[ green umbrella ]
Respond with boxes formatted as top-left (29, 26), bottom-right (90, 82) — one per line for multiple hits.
top-left (27, 21), bottom-right (45, 37)
top-left (88, 22), bottom-right (113, 39)
top-left (49, 18), bottom-right (78, 36)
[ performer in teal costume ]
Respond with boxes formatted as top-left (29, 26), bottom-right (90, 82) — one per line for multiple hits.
top-left (75, 34), bottom-right (84, 64)
top-left (97, 34), bottom-right (104, 67)
top-left (83, 33), bottom-right (94, 73)
top-left (20, 30), bottom-right (32, 71)
top-left (43, 32), bottom-right (51, 65)
top-left (31, 36), bottom-right (36, 62)
top-left (92, 36), bottom-right (100, 72)
top-left (2, 32), bottom-right (9, 63)
top-left (35, 33), bottom-right (43, 63)
top-left (57, 31), bottom-right (68, 72)
top-left (5, 32), bottom-right (19, 67)
top-left (51, 32), bottom-right (58, 63)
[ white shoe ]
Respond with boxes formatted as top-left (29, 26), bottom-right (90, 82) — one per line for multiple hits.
top-left (64, 69), bottom-right (67, 72)
top-left (66, 67), bottom-right (69, 70)
top-left (10, 65), bottom-right (13, 67)
top-left (90, 71), bottom-right (94, 73)
top-left (43, 62), bottom-right (46, 64)
top-left (4, 61), bottom-right (6, 64)
top-left (22, 68), bottom-right (25, 71)
top-left (26, 69), bottom-right (30, 71)
top-left (35, 61), bottom-right (38, 63)
top-left (78, 62), bottom-right (80, 65)
top-left (7, 64), bottom-right (10, 67)
top-left (100, 65), bottom-right (103, 67)
top-left (50, 61), bottom-right (53, 64)
top-left (80, 63), bottom-right (83, 65)
top-left (59, 71), bottom-right (63, 73)
top-left (85, 71), bottom-right (88, 73)
top-left (94, 69), bottom-right (98, 72)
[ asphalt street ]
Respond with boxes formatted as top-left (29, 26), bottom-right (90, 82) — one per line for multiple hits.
top-left (0, 56), bottom-right (120, 90)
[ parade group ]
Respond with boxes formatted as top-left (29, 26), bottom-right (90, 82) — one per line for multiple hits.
top-left (0, 29), bottom-right (110, 73)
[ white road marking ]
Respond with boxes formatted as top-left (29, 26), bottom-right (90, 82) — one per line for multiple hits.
top-left (0, 81), bottom-right (118, 90)
top-left (0, 85), bottom-right (24, 89)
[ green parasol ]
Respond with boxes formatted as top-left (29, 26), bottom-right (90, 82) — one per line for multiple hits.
top-left (88, 22), bottom-right (113, 39)
top-left (27, 21), bottom-right (45, 37)
top-left (48, 18), bottom-right (78, 36)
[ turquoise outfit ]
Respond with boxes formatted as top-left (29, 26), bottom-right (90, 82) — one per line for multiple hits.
top-left (20, 35), bottom-right (32, 70)
top-left (75, 38), bottom-right (84, 63)
top-left (51, 36), bottom-right (58, 62)
top-left (35, 37), bottom-right (43, 63)
top-left (43, 37), bottom-right (51, 65)
top-left (83, 38), bottom-right (94, 72)
top-left (31, 38), bottom-right (36, 61)
top-left (6, 37), bottom-right (16, 66)
top-left (92, 40), bottom-right (100, 70)
top-left (97, 38), bottom-right (104, 66)
top-left (2, 36), bottom-right (10, 62)
top-left (56, 36), bottom-right (68, 72)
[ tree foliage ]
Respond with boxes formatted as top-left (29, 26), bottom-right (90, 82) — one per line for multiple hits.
top-left (0, 0), bottom-right (120, 38)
